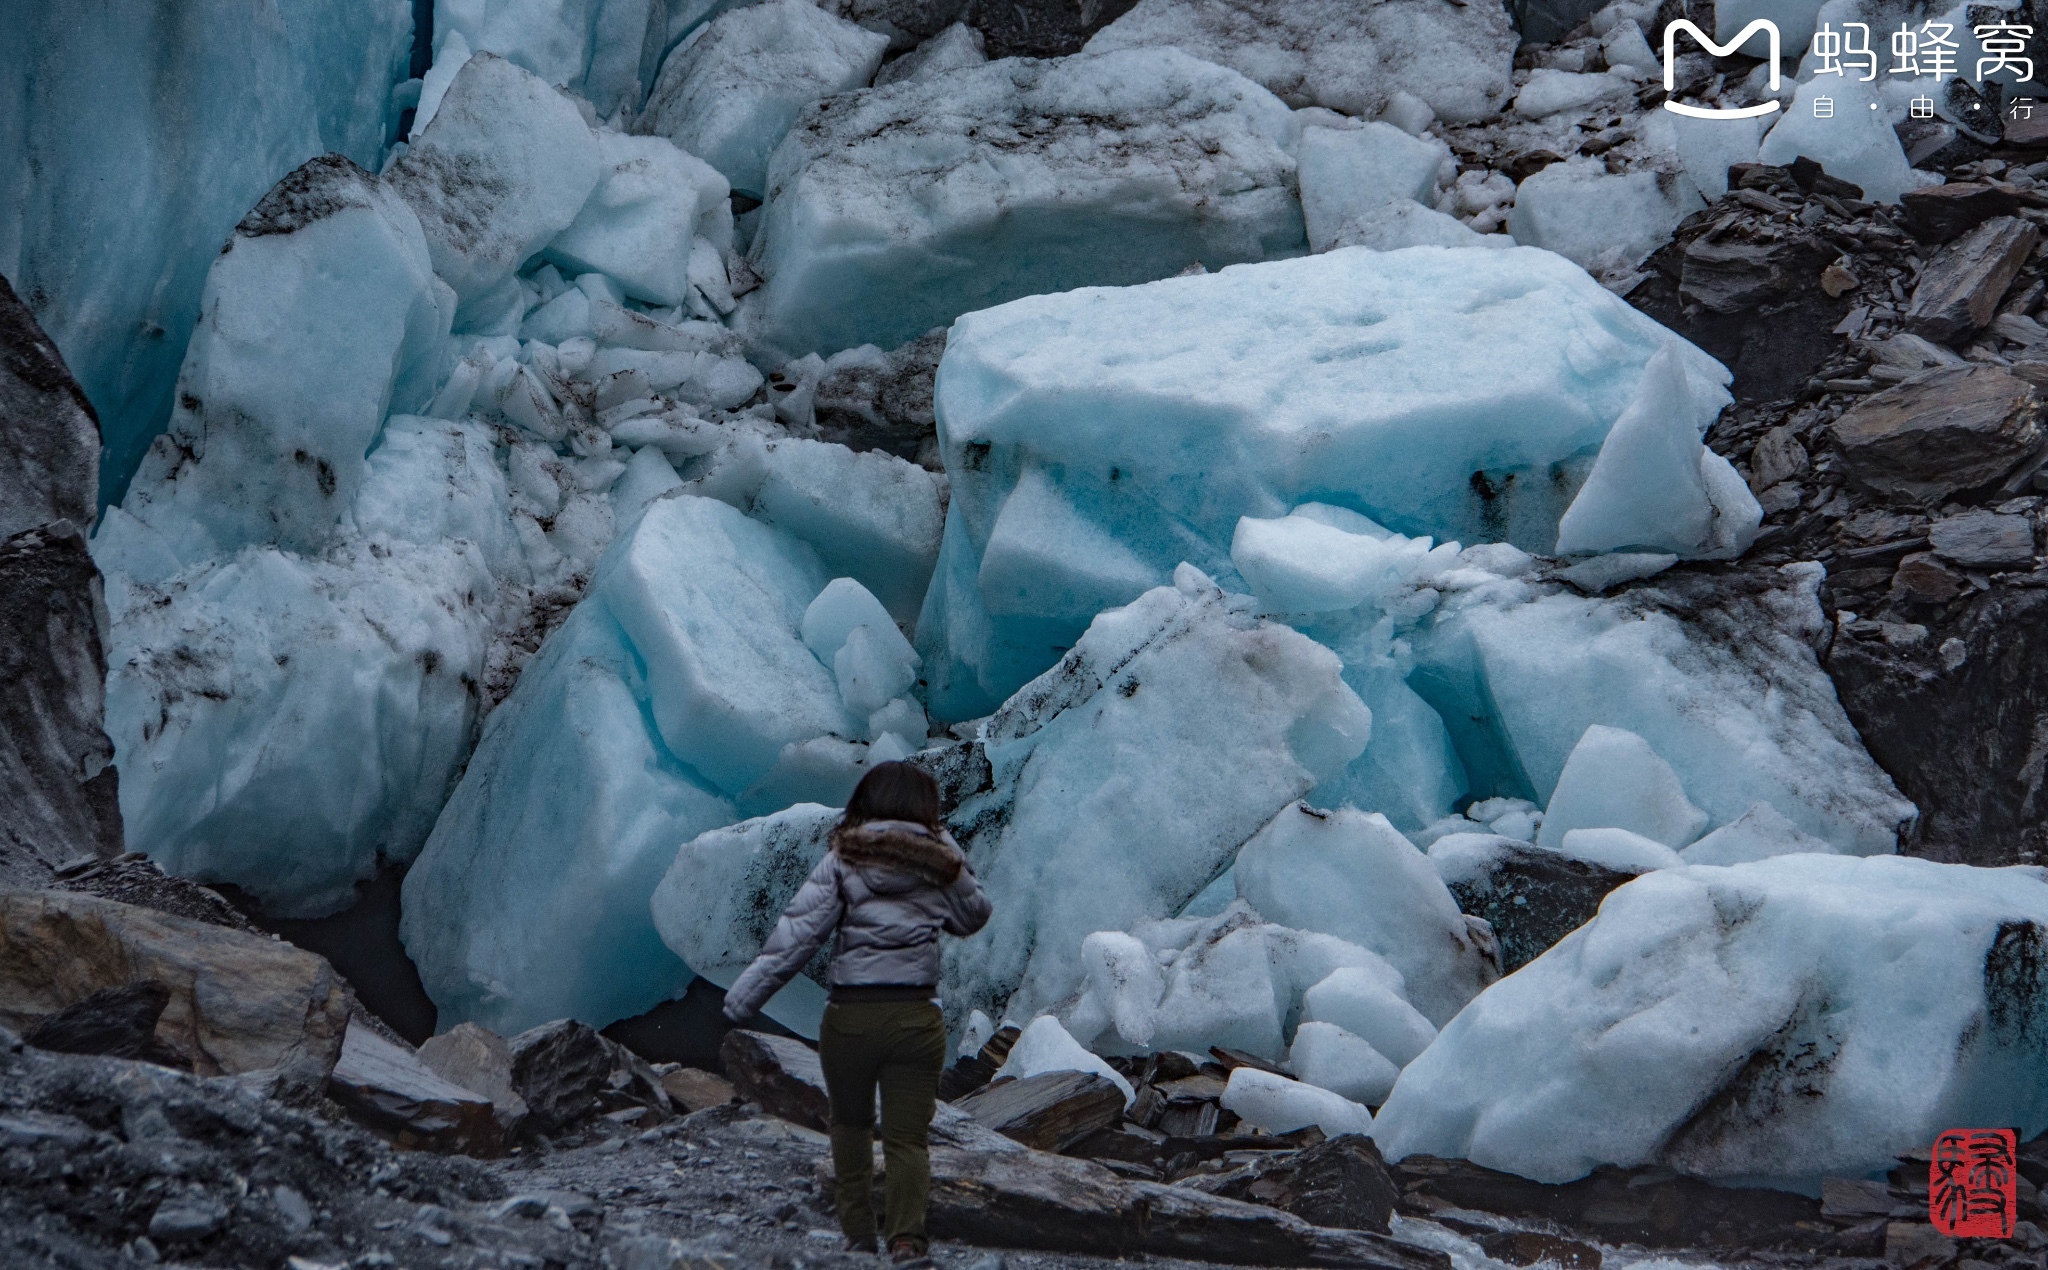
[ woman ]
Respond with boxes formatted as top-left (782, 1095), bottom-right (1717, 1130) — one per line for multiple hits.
top-left (722, 761), bottom-right (992, 1263)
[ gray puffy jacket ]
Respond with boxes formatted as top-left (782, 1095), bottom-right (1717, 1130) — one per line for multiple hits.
top-left (721, 819), bottom-right (992, 1021)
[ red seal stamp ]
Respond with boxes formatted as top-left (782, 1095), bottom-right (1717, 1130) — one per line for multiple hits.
top-left (1930, 1128), bottom-right (2017, 1239)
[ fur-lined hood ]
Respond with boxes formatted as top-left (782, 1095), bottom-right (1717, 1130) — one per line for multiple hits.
top-left (830, 819), bottom-right (965, 887)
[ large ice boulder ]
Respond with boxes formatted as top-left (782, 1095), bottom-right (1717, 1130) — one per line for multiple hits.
top-left (386, 53), bottom-right (602, 320)
top-left (1233, 802), bottom-right (1499, 1025)
top-left (100, 539), bottom-right (495, 918)
top-left (4, 0), bottom-right (412, 503)
top-left (113, 156), bottom-right (449, 571)
top-left (431, 0), bottom-right (678, 120)
top-left (639, 0), bottom-right (889, 198)
top-left (651, 802), bottom-right (840, 1036)
top-left (741, 47), bottom-right (1306, 358)
top-left (545, 130), bottom-right (733, 309)
top-left (1085, 0), bottom-right (1514, 124)
top-left (1536, 725), bottom-right (1709, 849)
top-left (401, 593), bottom-right (736, 1035)
top-left (943, 567), bottom-right (1372, 1023)
top-left (1409, 561), bottom-right (1915, 854)
top-left (918, 246), bottom-right (1731, 717)
top-left (1371, 855), bottom-right (2048, 1183)
top-left (683, 432), bottom-right (946, 623)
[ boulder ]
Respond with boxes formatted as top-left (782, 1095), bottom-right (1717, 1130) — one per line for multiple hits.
top-left (0, 891), bottom-right (350, 1085)
top-left (1927, 509), bottom-right (2036, 568)
top-left (953, 1069), bottom-right (1127, 1152)
top-left (1828, 584), bottom-right (2048, 865)
top-left (1679, 235), bottom-right (1830, 315)
top-left (1389, 1154), bottom-right (1835, 1251)
top-left (1429, 836), bottom-right (1645, 974)
top-left (1900, 182), bottom-right (2023, 244)
top-left (1202, 1134), bottom-right (1400, 1233)
top-left (1904, 216), bottom-right (2039, 345)
top-left (326, 1018), bottom-right (500, 1154)
top-left (0, 274), bottom-right (99, 540)
top-left (508, 1018), bottom-right (670, 1136)
top-left (51, 855), bottom-right (251, 932)
top-left (0, 523), bottom-right (122, 886)
top-left (415, 1021), bottom-right (529, 1136)
top-left (1830, 365), bottom-right (2043, 502)
top-left (720, 1028), bottom-right (830, 1130)
top-left (659, 1066), bottom-right (736, 1112)
top-left (921, 1144), bottom-right (1449, 1269)
top-left (22, 981), bottom-right (177, 1064)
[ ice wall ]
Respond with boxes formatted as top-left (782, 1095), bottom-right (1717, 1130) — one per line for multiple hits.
top-left (0, 0), bottom-right (414, 506)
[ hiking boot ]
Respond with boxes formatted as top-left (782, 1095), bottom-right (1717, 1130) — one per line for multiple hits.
top-left (888, 1237), bottom-right (933, 1267)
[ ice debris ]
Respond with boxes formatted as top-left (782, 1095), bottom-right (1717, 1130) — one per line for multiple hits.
top-left (1296, 123), bottom-right (1449, 255)
top-left (1065, 901), bottom-right (1396, 1062)
top-left (1233, 803), bottom-right (1499, 1026)
top-left (993, 1015), bottom-right (1135, 1105)
top-left (1084, 0), bottom-right (1515, 123)
top-left (1223, 1066), bottom-right (1373, 1136)
top-left (387, 53), bottom-right (603, 324)
top-left (1535, 725), bottom-right (1709, 850)
top-left (1372, 854), bottom-right (2048, 1182)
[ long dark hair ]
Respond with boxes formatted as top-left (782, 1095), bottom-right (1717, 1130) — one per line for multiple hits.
top-left (842, 761), bottom-right (941, 830)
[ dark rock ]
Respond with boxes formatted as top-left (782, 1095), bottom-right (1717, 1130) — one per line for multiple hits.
top-left (22, 981), bottom-right (175, 1063)
top-left (1830, 365), bottom-right (2043, 502)
top-left (720, 1027), bottom-right (830, 1131)
top-left (1890, 551), bottom-right (1967, 605)
top-left (1905, 215), bottom-right (2038, 344)
top-left (0, 890), bottom-right (351, 1085)
top-left (1480, 1232), bottom-right (1602, 1268)
top-left (953, 1069), bottom-right (1125, 1153)
top-left (1885, 1220), bottom-right (1956, 1266)
top-left (0, 520), bottom-right (123, 885)
top-left (326, 1018), bottom-right (501, 1154)
top-left (967, 0), bottom-right (1142, 59)
top-left (509, 1017), bottom-right (670, 1137)
top-left (1069, 1121), bottom-right (1168, 1164)
top-left (0, 273), bottom-right (99, 540)
top-left (922, 1144), bottom-right (1449, 1270)
top-left (1821, 1176), bottom-right (1899, 1219)
top-left (1748, 425), bottom-right (1811, 492)
top-left (1510, 0), bottom-right (1608, 46)
top-left (1680, 235), bottom-right (1829, 314)
top-left (821, 0), bottom-right (968, 53)
top-left (1632, 230), bottom-right (1850, 402)
top-left (1438, 837), bottom-right (1644, 974)
top-left (812, 329), bottom-right (947, 468)
top-left (1928, 509), bottom-right (2035, 567)
top-left (937, 1021), bottom-right (1019, 1101)
top-left (1390, 1154), bottom-right (1833, 1251)
top-left (1786, 156), bottom-right (1863, 200)
top-left (54, 854), bottom-right (252, 932)
top-left (1206, 1134), bottom-right (1400, 1234)
top-left (415, 1020), bottom-right (529, 1135)
top-left (2010, 109), bottom-right (2048, 149)
top-left (1901, 182), bottom-right (2023, 244)
top-left (1209, 1046), bottom-right (1289, 1077)
top-left (1828, 583), bottom-right (2048, 865)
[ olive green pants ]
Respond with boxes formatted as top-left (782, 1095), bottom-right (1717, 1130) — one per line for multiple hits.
top-left (818, 999), bottom-right (946, 1252)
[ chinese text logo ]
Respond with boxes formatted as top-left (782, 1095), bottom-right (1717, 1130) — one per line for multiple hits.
top-left (1664, 19), bottom-right (1784, 118)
